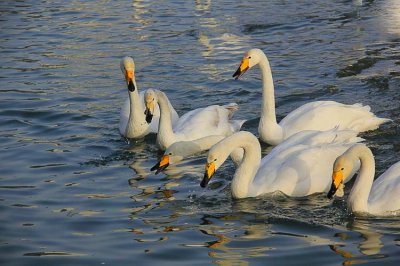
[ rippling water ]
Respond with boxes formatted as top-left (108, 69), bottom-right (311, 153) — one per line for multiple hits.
top-left (1, 0), bottom-right (399, 265)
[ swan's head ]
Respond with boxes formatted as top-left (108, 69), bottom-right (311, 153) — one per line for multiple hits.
top-left (144, 89), bottom-right (156, 123)
top-left (327, 150), bottom-right (357, 199)
top-left (201, 148), bottom-right (225, 188)
top-left (120, 56), bottom-right (136, 92)
top-left (233, 48), bottom-right (265, 80)
top-left (150, 143), bottom-right (193, 174)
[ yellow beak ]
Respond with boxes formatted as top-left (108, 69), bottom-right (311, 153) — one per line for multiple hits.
top-left (125, 70), bottom-right (134, 84)
top-left (159, 155), bottom-right (169, 168)
top-left (150, 155), bottom-right (170, 174)
top-left (332, 170), bottom-right (343, 189)
top-left (327, 170), bottom-right (343, 199)
top-left (201, 161), bottom-right (215, 187)
top-left (233, 57), bottom-right (250, 79)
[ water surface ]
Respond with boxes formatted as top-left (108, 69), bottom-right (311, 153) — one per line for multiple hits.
top-left (1, 0), bottom-right (399, 265)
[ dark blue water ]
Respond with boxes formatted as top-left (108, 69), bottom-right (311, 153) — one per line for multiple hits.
top-left (1, 0), bottom-right (399, 265)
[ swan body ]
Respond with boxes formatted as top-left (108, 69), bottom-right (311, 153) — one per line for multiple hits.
top-left (119, 56), bottom-right (179, 138)
top-left (201, 129), bottom-right (363, 199)
top-left (233, 49), bottom-right (390, 145)
top-left (328, 144), bottom-right (400, 216)
top-left (150, 135), bottom-right (245, 174)
top-left (144, 89), bottom-right (245, 150)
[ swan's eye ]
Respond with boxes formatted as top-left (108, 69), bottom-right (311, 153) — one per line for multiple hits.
top-left (341, 167), bottom-right (344, 171)
top-left (248, 56), bottom-right (251, 59)
top-left (168, 153), bottom-right (172, 155)
top-left (214, 158), bottom-right (217, 162)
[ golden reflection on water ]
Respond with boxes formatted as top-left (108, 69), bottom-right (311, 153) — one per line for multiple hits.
top-left (329, 218), bottom-right (393, 265)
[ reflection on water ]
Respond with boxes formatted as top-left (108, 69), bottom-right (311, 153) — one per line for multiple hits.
top-left (1, 0), bottom-right (400, 265)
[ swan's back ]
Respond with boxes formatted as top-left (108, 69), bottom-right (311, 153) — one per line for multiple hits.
top-left (172, 104), bottom-right (237, 141)
top-left (249, 129), bottom-right (362, 197)
top-left (368, 161), bottom-right (400, 214)
top-left (280, 101), bottom-right (390, 139)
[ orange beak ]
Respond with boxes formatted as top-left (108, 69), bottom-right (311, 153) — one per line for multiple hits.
top-left (125, 70), bottom-right (135, 91)
top-left (201, 161), bottom-right (215, 188)
top-left (327, 170), bottom-right (343, 199)
top-left (150, 155), bottom-right (170, 174)
top-left (233, 57), bottom-right (250, 80)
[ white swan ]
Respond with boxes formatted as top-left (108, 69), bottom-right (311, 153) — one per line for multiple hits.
top-left (201, 129), bottom-right (362, 199)
top-left (233, 49), bottom-right (391, 145)
top-left (328, 144), bottom-right (400, 216)
top-left (144, 89), bottom-right (245, 150)
top-left (119, 56), bottom-right (179, 138)
top-left (150, 135), bottom-right (244, 174)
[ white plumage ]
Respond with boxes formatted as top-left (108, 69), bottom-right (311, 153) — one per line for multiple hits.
top-left (233, 49), bottom-right (390, 145)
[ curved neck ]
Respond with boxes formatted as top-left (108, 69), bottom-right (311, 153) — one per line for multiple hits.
top-left (155, 90), bottom-right (175, 149)
top-left (215, 132), bottom-right (261, 198)
top-left (348, 145), bottom-right (375, 213)
top-left (125, 79), bottom-right (147, 137)
top-left (257, 54), bottom-right (283, 144)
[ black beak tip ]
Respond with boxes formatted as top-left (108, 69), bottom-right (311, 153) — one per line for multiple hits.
top-left (200, 174), bottom-right (210, 188)
top-left (151, 162), bottom-right (169, 175)
top-left (150, 163), bottom-right (159, 172)
top-left (145, 112), bottom-right (153, 124)
top-left (233, 69), bottom-right (240, 79)
top-left (128, 80), bottom-right (135, 92)
top-left (327, 184), bottom-right (337, 200)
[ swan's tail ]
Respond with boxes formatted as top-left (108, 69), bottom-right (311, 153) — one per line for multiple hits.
top-left (350, 117), bottom-right (391, 132)
top-left (345, 103), bottom-right (391, 132)
top-left (223, 103), bottom-right (239, 119)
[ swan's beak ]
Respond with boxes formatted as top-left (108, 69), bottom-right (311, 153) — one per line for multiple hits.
top-left (327, 170), bottom-right (343, 199)
top-left (233, 57), bottom-right (249, 80)
top-left (201, 162), bottom-right (215, 188)
top-left (125, 70), bottom-right (135, 92)
top-left (151, 155), bottom-right (170, 174)
top-left (144, 101), bottom-right (155, 124)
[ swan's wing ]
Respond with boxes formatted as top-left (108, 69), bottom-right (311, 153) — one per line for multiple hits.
top-left (368, 161), bottom-right (400, 213)
top-left (173, 105), bottom-right (233, 140)
top-left (264, 129), bottom-right (362, 166)
top-left (279, 101), bottom-right (389, 138)
top-left (251, 143), bottom-right (353, 197)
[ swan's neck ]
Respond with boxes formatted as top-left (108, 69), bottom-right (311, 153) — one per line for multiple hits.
top-left (222, 133), bottom-right (261, 199)
top-left (125, 80), bottom-right (147, 138)
top-left (155, 90), bottom-right (176, 149)
top-left (257, 55), bottom-right (283, 145)
top-left (348, 145), bottom-right (375, 213)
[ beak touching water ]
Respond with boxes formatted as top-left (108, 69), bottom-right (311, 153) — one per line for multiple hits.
top-left (327, 170), bottom-right (343, 199)
top-left (151, 155), bottom-right (170, 174)
top-left (233, 57), bottom-right (250, 80)
top-left (201, 161), bottom-right (215, 188)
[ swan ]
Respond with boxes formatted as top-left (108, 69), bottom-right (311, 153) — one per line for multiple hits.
top-left (201, 129), bottom-right (363, 199)
top-left (328, 144), bottom-right (400, 216)
top-left (232, 49), bottom-right (391, 145)
top-left (119, 56), bottom-right (179, 138)
top-left (144, 89), bottom-right (245, 150)
top-left (150, 135), bottom-right (244, 174)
